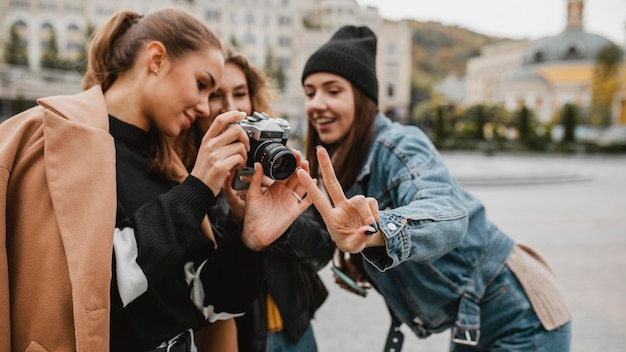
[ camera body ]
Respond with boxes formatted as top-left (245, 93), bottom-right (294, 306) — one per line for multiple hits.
top-left (233, 112), bottom-right (296, 189)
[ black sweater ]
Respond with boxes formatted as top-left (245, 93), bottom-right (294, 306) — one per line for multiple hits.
top-left (108, 116), bottom-right (267, 351)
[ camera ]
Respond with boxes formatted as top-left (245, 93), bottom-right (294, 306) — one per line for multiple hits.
top-left (233, 112), bottom-right (296, 189)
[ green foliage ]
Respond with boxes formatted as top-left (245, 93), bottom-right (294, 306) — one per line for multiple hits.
top-left (596, 43), bottom-right (622, 66)
top-left (72, 23), bottom-right (95, 75)
top-left (41, 30), bottom-right (60, 69)
top-left (463, 104), bottom-right (488, 140)
top-left (40, 24), bottom-right (95, 73)
top-left (229, 35), bottom-right (240, 50)
top-left (518, 106), bottom-right (531, 141)
top-left (560, 103), bottom-right (578, 143)
top-left (591, 43), bottom-right (621, 125)
top-left (4, 24), bottom-right (28, 66)
top-left (263, 47), bottom-right (286, 91)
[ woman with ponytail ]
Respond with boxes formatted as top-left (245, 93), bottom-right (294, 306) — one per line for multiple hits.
top-left (0, 8), bottom-right (312, 352)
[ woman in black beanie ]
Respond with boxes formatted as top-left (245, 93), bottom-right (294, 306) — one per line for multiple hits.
top-left (297, 25), bottom-right (573, 352)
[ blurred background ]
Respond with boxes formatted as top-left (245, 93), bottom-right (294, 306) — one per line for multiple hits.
top-left (1, 0), bottom-right (626, 153)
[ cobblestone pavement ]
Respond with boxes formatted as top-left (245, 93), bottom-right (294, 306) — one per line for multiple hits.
top-left (312, 152), bottom-right (626, 352)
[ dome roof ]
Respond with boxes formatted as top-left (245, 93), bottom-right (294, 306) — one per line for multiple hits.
top-left (522, 28), bottom-right (615, 65)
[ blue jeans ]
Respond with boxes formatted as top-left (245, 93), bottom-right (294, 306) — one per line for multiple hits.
top-left (266, 324), bottom-right (318, 352)
top-left (450, 266), bottom-right (572, 352)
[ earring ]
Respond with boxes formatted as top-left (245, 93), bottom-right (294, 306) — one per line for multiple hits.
top-left (152, 68), bottom-right (159, 74)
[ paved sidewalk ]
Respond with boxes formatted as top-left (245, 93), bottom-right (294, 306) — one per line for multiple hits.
top-left (312, 152), bottom-right (626, 352)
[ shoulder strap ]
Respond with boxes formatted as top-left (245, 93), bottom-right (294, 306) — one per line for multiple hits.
top-left (384, 306), bottom-right (404, 352)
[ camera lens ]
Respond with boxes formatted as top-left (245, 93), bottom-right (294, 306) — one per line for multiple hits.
top-left (255, 142), bottom-right (297, 181)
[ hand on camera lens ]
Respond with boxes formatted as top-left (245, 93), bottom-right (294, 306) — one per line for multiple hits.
top-left (241, 150), bottom-right (313, 250)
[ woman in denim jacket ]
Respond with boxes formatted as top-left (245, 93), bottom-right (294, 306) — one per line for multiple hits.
top-left (296, 25), bottom-right (573, 351)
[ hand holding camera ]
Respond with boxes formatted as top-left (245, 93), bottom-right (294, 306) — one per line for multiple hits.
top-left (190, 110), bottom-right (250, 196)
top-left (231, 112), bottom-right (297, 190)
top-left (199, 111), bottom-right (311, 251)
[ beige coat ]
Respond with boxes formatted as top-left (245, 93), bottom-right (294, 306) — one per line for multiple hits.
top-left (0, 86), bottom-right (116, 351)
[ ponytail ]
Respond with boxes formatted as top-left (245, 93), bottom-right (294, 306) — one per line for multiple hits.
top-left (83, 11), bottom-right (142, 91)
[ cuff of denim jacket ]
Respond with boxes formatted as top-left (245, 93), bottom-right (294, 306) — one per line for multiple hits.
top-left (362, 212), bottom-right (409, 271)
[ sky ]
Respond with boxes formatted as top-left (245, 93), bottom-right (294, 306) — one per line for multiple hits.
top-left (356, 0), bottom-right (626, 46)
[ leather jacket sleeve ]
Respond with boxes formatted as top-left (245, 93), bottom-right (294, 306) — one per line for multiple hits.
top-left (208, 191), bottom-right (333, 272)
top-left (270, 206), bottom-right (334, 272)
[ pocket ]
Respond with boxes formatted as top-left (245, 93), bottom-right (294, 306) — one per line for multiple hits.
top-left (480, 280), bottom-right (508, 304)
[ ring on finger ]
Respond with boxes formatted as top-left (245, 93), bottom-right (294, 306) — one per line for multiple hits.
top-left (292, 191), bottom-right (304, 203)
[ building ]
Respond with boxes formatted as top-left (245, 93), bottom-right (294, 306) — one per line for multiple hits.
top-left (465, 0), bottom-right (625, 125)
top-left (0, 0), bottom-right (412, 128)
top-left (465, 40), bottom-right (531, 106)
top-left (498, 0), bottom-right (625, 124)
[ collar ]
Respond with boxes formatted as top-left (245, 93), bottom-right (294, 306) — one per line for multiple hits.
top-left (108, 115), bottom-right (151, 151)
top-left (355, 112), bottom-right (391, 183)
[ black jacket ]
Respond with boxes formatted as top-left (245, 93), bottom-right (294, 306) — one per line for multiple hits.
top-left (209, 196), bottom-right (333, 352)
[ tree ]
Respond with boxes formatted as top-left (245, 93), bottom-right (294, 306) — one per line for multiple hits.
top-left (73, 23), bottom-right (95, 74)
top-left (434, 104), bottom-right (447, 144)
top-left (590, 44), bottom-right (621, 126)
top-left (560, 103), bottom-right (578, 144)
top-left (229, 35), bottom-right (240, 50)
top-left (463, 104), bottom-right (488, 140)
top-left (263, 47), bottom-right (286, 91)
top-left (41, 29), bottom-right (60, 69)
top-left (4, 24), bottom-right (28, 66)
top-left (518, 105), bottom-right (531, 142)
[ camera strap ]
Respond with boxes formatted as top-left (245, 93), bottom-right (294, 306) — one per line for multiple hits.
top-left (383, 307), bottom-right (404, 352)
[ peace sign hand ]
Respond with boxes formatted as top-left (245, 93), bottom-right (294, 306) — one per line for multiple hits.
top-left (296, 146), bottom-right (385, 253)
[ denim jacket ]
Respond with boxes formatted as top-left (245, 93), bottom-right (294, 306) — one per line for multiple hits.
top-left (347, 113), bottom-right (515, 340)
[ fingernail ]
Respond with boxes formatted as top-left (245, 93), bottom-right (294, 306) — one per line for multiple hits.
top-left (365, 222), bottom-right (379, 236)
top-left (316, 145), bottom-right (323, 150)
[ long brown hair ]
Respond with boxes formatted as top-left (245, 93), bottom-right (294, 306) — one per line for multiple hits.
top-left (83, 8), bottom-right (223, 180)
top-left (305, 86), bottom-right (378, 191)
top-left (226, 49), bottom-right (273, 116)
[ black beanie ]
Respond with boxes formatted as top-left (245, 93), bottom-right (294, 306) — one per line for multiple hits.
top-left (302, 25), bottom-right (378, 104)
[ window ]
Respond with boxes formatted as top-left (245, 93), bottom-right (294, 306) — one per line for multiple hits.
top-left (9, 0), bottom-right (29, 9)
top-left (245, 13), bottom-right (255, 25)
top-left (278, 57), bottom-right (290, 68)
top-left (38, 0), bottom-right (56, 11)
top-left (561, 41), bottom-right (585, 59)
top-left (278, 16), bottom-right (291, 26)
top-left (13, 20), bottom-right (28, 47)
top-left (206, 10), bottom-right (220, 22)
top-left (387, 84), bottom-right (395, 98)
top-left (40, 23), bottom-right (54, 49)
top-left (66, 24), bottom-right (82, 57)
top-left (63, 3), bottom-right (83, 13)
top-left (243, 33), bottom-right (255, 44)
top-left (278, 36), bottom-right (291, 47)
